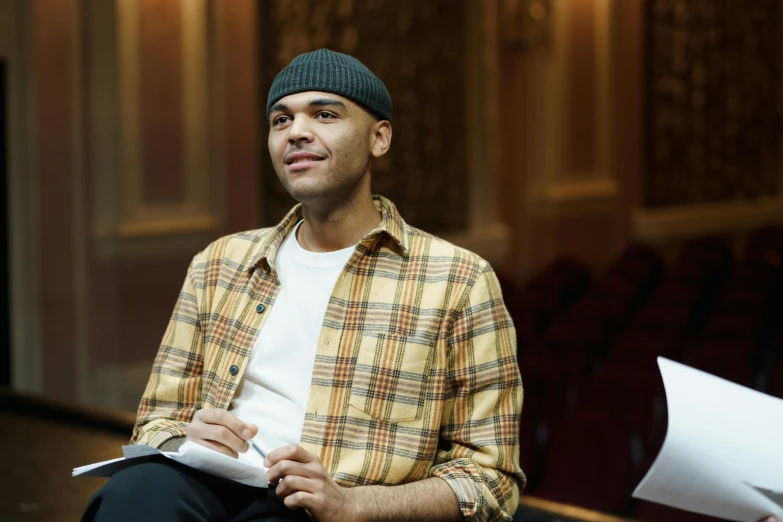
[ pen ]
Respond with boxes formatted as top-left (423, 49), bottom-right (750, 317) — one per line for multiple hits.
top-left (247, 438), bottom-right (267, 461)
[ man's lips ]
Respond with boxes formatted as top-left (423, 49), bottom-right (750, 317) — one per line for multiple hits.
top-left (284, 152), bottom-right (325, 166)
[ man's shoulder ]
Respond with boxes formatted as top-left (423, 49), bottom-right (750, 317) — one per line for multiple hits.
top-left (403, 223), bottom-right (491, 275)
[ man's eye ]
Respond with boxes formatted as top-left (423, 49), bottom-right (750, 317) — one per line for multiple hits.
top-left (273, 116), bottom-right (289, 125)
top-left (317, 112), bottom-right (335, 119)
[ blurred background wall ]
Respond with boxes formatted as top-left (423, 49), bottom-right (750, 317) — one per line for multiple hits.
top-left (1, 0), bottom-right (261, 409)
top-left (0, 0), bottom-right (781, 414)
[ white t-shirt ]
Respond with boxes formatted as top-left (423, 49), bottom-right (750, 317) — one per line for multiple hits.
top-left (230, 221), bottom-right (355, 465)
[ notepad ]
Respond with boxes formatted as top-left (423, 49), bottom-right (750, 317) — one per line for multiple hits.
top-left (73, 440), bottom-right (270, 488)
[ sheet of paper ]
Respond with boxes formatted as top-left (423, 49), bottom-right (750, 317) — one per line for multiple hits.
top-left (74, 441), bottom-right (269, 488)
top-left (632, 357), bottom-right (783, 521)
top-left (170, 441), bottom-right (270, 487)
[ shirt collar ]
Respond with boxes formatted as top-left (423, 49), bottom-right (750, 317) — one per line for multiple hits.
top-left (246, 195), bottom-right (410, 272)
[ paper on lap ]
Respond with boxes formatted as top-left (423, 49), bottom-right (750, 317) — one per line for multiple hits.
top-left (73, 440), bottom-right (270, 488)
top-left (633, 357), bottom-right (783, 521)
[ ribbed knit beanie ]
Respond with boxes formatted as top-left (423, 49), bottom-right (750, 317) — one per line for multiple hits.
top-left (267, 48), bottom-right (392, 122)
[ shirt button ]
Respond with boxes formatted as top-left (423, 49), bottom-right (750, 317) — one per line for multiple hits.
top-left (256, 303), bottom-right (266, 313)
top-left (229, 365), bottom-right (239, 375)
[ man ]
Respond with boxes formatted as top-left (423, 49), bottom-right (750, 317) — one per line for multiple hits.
top-left (83, 48), bottom-right (524, 522)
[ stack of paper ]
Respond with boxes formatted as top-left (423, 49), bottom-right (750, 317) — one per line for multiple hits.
top-left (73, 441), bottom-right (270, 488)
top-left (633, 358), bottom-right (783, 521)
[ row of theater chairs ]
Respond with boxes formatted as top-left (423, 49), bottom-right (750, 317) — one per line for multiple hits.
top-left (530, 238), bottom-right (731, 514)
top-left (516, 243), bottom-right (671, 492)
top-left (634, 232), bottom-right (783, 521)
top-left (507, 226), bottom-right (783, 520)
top-left (499, 256), bottom-right (592, 354)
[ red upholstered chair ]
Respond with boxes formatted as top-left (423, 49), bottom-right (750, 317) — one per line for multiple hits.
top-left (633, 301), bottom-right (694, 335)
top-left (510, 255), bottom-right (592, 353)
top-left (691, 351), bottom-right (755, 387)
top-left (519, 350), bottom-right (585, 427)
top-left (700, 314), bottom-right (763, 343)
top-left (518, 405), bottom-right (543, 490)
top-left (744, 225), bottom-right (783, 264)
top-left (767, 360), bottom-right (783, 399)
top-left (579, 365), bottom-right (663, 445)
top-left (613, 243), bottom-right (664, 286)
top-left (536, 408), bottom-right (635, 515)
top-left (610, 329), bottom-right (684, 362)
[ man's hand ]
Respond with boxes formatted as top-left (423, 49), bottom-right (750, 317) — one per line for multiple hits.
top-left (185, 409), bottom-right (258, 458)
top-left (759, 517), bottom-right (777, 522)
top-left (265, 444), bottom-right (360, 522)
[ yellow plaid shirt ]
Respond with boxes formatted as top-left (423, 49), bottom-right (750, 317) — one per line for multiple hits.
top-left (132, 196), bottom-right (525, 521)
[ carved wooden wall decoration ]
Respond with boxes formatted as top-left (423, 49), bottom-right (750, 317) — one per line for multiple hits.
top-left (645, 0), bottom-right (781, 208)
top-left (259, 0), bottom-right (468, 233)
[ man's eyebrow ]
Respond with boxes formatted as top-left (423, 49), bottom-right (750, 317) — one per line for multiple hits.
top-left (269, 102), bottom-right (288, 114)
top-left (309, 98), bottom-right (347, 109)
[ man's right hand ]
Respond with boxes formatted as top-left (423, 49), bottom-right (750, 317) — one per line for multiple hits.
top-left (185, 409), bottom-right (258, 458)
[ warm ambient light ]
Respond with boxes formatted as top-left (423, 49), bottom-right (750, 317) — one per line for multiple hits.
top-left (501, 0), bottom-right (552, 49)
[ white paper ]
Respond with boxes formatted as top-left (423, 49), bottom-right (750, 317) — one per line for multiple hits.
top-left (73, 441), bottom-right (270, 488)
top-left (632, 357), bottom-right (783, 521)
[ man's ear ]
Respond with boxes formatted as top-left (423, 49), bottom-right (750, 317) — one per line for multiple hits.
top-left (370, 120), bottom-right (392, 158)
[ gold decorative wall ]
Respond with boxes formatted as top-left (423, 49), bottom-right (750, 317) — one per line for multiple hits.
top-left (258, 0), bottom-right (468, 234)
top-left (644, 0), bottom-right (781, 208)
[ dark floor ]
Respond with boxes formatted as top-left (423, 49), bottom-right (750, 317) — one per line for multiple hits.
top-left (0, 410), bottom-right (130, 522)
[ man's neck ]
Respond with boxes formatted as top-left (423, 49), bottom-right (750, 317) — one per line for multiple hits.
top-left (297, 195), bottom-right (381, 253)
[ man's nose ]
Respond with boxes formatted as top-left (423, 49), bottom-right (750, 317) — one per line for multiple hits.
top-left (287, 116), bottom-right (314, 143)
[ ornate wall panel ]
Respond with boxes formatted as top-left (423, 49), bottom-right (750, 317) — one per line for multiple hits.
top-left (259, 0), bottom-right (468, 234)
top-left (114, 0), bottom-right (217, 238)
top-left (512, 0), bottom-right (619, 216)
top-left (7, 0), bottom-right (263, 408)
top-left (644, 0), bottom-right (781, 208)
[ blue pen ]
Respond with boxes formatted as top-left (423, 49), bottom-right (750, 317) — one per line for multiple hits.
top-left (248, 438), bottom-right (267, 461)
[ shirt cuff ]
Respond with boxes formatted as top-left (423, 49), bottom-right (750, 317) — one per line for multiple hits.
top-left (430, 458), bottom-right (484, 521)
top-left (134, 419), bottom-right (189, 448)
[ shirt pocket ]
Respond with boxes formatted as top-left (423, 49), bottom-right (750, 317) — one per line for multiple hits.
top-left (348, 333), bottom-right (433, 423)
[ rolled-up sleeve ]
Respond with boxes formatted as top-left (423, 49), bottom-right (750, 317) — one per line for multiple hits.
top-left (131, 253), bottom-right (205, 448)
top-left (430, 263), bottom-right (525, 522)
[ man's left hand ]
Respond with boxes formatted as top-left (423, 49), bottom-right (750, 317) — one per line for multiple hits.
top-left (265, 444), bottom-right (361, 522)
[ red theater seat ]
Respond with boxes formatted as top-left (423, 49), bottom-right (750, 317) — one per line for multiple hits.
top-left (691, 352), bottom-right (755, 387)
top-left (767, 360), bottom-right (783, 399)
top-left (536, 409), bottom-right (634, 514)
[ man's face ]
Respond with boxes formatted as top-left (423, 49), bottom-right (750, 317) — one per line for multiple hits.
top-left (267, 91), bottom-right (382, 205)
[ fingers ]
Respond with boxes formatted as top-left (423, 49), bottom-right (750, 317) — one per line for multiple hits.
top-left (266, 459), bottom-right (323, 485)
top-left (190, 438), bottom-right (240, 459)
top-left (282, 490), bottom-right (315, 511)
top-left (759, 517), bottom-right (777, 522)
top-left (194, 409), bottom-right (257, 440)
top-left (187, 409), bottom-right (258, 457)
top-left (205, 423), bottom-right (250, 454)
top-left (188, 418), bottom-right (247, 454)
top-left (275, 476), bottom-right (321, 513)
top-left (275, 475), bottom-right (319, 500)
top-left (265, 444), bottom-right (319, 467)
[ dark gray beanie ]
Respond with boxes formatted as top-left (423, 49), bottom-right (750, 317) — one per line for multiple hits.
top-left (267, 48), bottom-right (392, 122)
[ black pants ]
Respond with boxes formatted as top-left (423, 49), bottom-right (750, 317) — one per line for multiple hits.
top-left (81, 461), bottom-right (310, 522)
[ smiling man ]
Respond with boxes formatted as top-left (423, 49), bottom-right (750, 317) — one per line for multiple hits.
top-left (82, 49), bottom-right (525, 522)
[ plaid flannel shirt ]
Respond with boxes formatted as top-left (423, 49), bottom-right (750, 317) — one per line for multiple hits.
top-left (132, 196), bottom-right (525, 521)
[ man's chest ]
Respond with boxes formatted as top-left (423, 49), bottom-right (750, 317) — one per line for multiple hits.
top-left (199, 254), bottom-right (462, 408)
